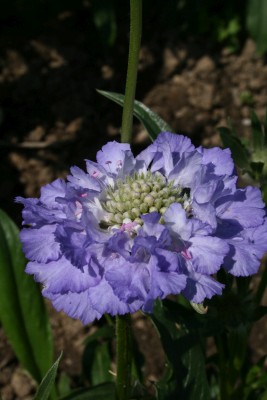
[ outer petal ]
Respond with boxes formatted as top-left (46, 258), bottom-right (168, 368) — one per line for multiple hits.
top-left (182, 272), bottom-right (224, 303)
top-left (137, 132), bottom-right (194, 172)
top-left (26, 256), bottom-right (101, 294)
top-left (43, 289), bottom-right (102, 324)
top-left (105, 262), bottom-right (151, 303)
top-left (20, 225), bottom-right (60, 263)
top-left (68, 166), bottom-right (102, 191)
top-left (168, 151), bottom-right (202, 187)
top-left (89, 278), bottom-right (143, 316)
top-left (223, 222), bottom-right (267, 276)
top-left (155, 132), bottom-right (195, 153)
top-left (189, 236), bottom-right (229, 274)
top-left (40, 179), bottom-right (67, 205)
top-left (199, 147), bottom-right (234, 176)
top-left (216, 186), bottom-right (265, 228)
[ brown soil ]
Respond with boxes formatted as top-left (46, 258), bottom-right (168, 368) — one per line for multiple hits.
top-left (1, 7), bottom-right (267, 399)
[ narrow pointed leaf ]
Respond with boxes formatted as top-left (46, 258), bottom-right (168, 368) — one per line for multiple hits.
top-left (251, 111), bottom-right (264, 150)
top-left (34, 352), bottom-right (62, 400)
top-left (97, 90), bottom-right (173, 140)
top-left (219, 127), bottom-right (250, 170)
top-left (0, 209), bottom-right (53, 382)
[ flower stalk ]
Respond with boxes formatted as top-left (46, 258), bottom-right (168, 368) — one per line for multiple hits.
top-left (116, 314), bottom-right (132, 400)
top-left (121, 0), bottom-right (142, 144)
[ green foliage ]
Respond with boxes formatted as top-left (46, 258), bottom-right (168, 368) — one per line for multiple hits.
top-left (59, 382), bottom-right (116, 400)
top-left (246, 0), bottom-right (267, 54)
top-left (150, 300), bottom-right (211, 400)
top-left (97, 90), bottom-right (173, 141)
top-left (219, 110), bottom-right (267, 203)
top-left (91, 0), bottom-right (117, 49)
top-left (34, 353), bottom-right (62, 400)
top-left (82, 325), bottom-right (114, 386)
top-left (0, 209), bottom-right (53, 383)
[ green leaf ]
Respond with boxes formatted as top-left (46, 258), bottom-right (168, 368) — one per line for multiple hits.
top-left (218, 126), bottom-right (250, 170)
top-left (34, 352), bottom-right (62, 400)
top-left (91, 0), bottom-right (117, 48)
top-left (59, 382), bottom-right (116, 400)
top-left (82, 326), bottom-right (114, 386)
top-left (251, 111), bottom-right (264, 150)
top-left (97, 90), bottom-right (173, 140)
top-left (0, 209), bottom-right (53, 382)
top-left (246, 0), bottom-right (267, 54)
top-left (150, 300), bottom-right (211, 400)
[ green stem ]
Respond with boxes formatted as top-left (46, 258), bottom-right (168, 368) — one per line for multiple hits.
top-left (121, 0), bottom-right (142, 144)
top-left (116, 314), bottom-right (132, 400)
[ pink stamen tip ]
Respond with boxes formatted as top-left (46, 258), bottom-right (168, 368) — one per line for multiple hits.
top-left (80, 193), bottom-right (88, 198)
top-left (92, 170), bottom-right (99, 177)
top-left (120, 222), bottom-right (137, 232)
top-left (181, 249), bottom-right (192, 260)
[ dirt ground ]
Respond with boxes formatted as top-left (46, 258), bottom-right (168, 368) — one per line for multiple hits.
top-left (1, 6), bottom-right (267, 399)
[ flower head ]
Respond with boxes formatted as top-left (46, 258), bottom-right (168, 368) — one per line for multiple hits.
top-left (17, 132), bottom-right (267, 324)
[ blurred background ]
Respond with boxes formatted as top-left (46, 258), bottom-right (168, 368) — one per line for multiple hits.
top-left (0, 0), bottom-right (267, 398)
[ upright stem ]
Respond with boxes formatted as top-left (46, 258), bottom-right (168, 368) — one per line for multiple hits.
top-left (116, 2), bottom-right (142, 398)
top-left (121, 0), bottom-right (142, 144)
top-left (116, 314), bottom-right (132, 400)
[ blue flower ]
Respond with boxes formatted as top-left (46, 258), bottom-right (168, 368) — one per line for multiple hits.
top-left (17, 132), bottom-right (267, 324)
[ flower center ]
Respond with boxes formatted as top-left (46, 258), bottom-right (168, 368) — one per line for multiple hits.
top-left (101, 171), bottom-right (190, 226)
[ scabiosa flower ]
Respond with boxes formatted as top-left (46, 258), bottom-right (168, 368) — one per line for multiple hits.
top-left (17, 132), bottom-right (267, 324)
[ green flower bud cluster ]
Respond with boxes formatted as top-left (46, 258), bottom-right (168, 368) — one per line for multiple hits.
top-left (102, 171), bottom-right (189, 225)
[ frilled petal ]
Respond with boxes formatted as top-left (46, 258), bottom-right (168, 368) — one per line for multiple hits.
top-left (40, 179), bottom-right (67, 205)
top-left (182, 272), bottom-right (224, 303)
top-left (189, 236), bottom-right (228, 274)
top-left (89, 278), bottom-right (143, 316)
top-left (26, 256), bottom-right (101, 294)
top-left (55, 223), bottom-right (91, 268)
top-left (192, 201), bottom-right (217, 230)
top-left (68, 166), bottom-right (103, 191)
top-left (20, 225), bottom-right (61, 263)
top-left (168, 151), bottom-right (202, 187)
top-left (216, 186), bottom-right (265, 228)
top-left (199, 147), bottom-right (234, 176)
top-left (43, 289), bottom-right (102, 324)
top-left (155, 132), bottom-right (195, 153)
top-left (223, 221), bottom-right (267, 276)
top-left (105, 261), bottom-right (151, 303)
top-left (137, 132), bottom-right (194, 172)
top-left (16, 197), bottom-right (66, 225)
top-left (96, 141), bottom-right (135, 176)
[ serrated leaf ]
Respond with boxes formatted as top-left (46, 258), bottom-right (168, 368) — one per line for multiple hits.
top-left (150, 300), bottom-right (211, 400)
top-left (218, 127), bottom-right (250, 170)
top-left (97, 90), bottom-right (173, 140)
top-left (251, 111), bottom-right (264, 150)
top-left (34, 352), bottom-right (62, 400)
top-left (59, 382), bottom-right (116, 400)
top-left (0, 209), bottom-right (53, 382)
